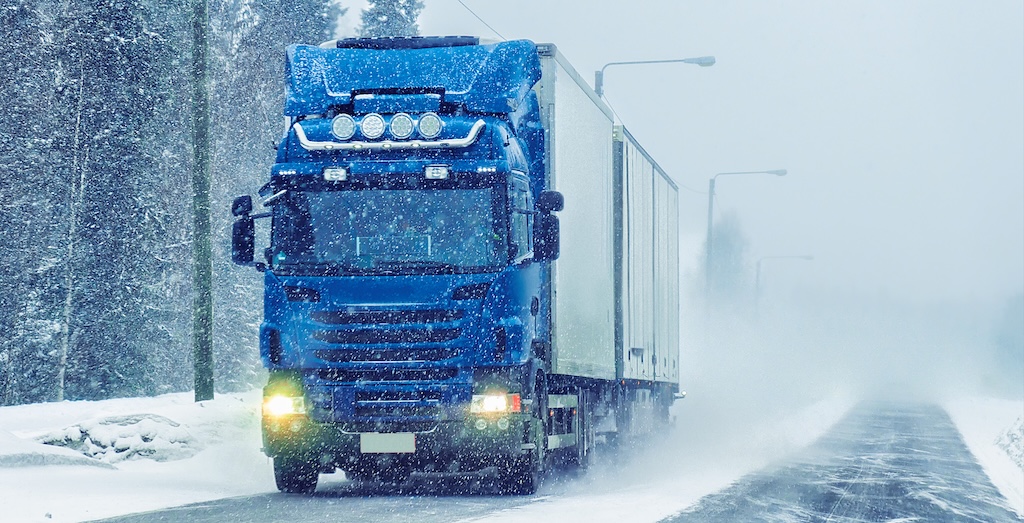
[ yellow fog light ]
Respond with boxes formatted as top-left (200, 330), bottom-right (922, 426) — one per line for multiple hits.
top-left (263, 395), bottom-right (306, 417)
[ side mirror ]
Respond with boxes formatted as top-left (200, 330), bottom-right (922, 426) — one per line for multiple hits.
top-left (536, 191), bottom-right (564, 213)
top-left (232, 195), bottom-right (253, 217)
top-left (534, 214), bottom-right (560, 261)
top-left (232, 218), bottom-right (255, 265)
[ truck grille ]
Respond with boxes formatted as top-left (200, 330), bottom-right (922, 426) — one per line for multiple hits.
top-left (354, 390), bottom-right (443, 418)
top-left (311, 309), bottom-right (463, 325)
top-left (317, 367), bottom-right (459, 383)
top-left (314, 348), bottom-right (458, 363)
top-left (312, 328), bottom-right (461, 345)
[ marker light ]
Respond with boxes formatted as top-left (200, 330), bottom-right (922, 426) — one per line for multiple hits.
top-left (470, 393), bottom-right (522, 414)
top-left (417, 112), bottom-right (443, 139)
top-left (360, 113), bottom-right (386, 139)
top-left (323, 167), bottom-right (348, 181)
top-left (389, 113), bottom-right (415, 139)
top-left (263, 395), bottom-right (306, 417)
top-left (424, 165), bottom-right (449, 180)
top-left (331, 114), bottom-right (356, 140)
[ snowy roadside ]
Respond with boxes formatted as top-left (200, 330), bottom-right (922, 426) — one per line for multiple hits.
top-left (945, 397), bottom-right (1024, 517)
top-left (0, 391), bottom-right (276, 523)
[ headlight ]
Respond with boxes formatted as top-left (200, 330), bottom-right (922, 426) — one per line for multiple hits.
top-left (389, 113), bottom-right (415, 139)
top-left (470, 393), bottom-right (521, 414)
top-left (263, 395), bottom-right (306, 417)
top-left (331, 114), bottom-right (356, 140)
top-left (417, 112), bottom-right (443, 139)
top-left (360, 113), bottom-right (386, 139)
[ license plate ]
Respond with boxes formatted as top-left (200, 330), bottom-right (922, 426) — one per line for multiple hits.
top-left (360, 432), bottom-right (416, 454)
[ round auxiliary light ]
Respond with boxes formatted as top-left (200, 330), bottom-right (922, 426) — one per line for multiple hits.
top-left (331, 114), bottom-right (356, 140)
top-left (389, 113), bottom-right (415, 139)
top-left (417, 112), bottom-right (443, 139)
top-left (360, 113), bottom-right (386, 140)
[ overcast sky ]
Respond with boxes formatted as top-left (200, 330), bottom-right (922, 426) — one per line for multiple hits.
top-left (349, 1), bottom-right (1023, 307)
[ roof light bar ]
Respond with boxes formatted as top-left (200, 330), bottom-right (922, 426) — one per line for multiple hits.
top-left (292, 119), bottom-right (486, 152)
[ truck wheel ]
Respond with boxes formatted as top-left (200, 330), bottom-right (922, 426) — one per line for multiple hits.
top-left (500, 372), bottom-right (546, 495)
top-left (274, 455), bottom-right (318, 494)
top-left (499, 456), bottom-right (539, 495)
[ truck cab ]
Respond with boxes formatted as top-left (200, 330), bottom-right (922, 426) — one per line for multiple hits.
top-left (232, 36), bottom-right (562, 494)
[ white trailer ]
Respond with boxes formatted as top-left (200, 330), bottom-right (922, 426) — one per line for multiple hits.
top-left (534, 44), bottom-right (680, 446)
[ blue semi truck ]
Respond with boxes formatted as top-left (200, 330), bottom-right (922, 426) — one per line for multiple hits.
top-left (231, 36), bottom-right (680, 495)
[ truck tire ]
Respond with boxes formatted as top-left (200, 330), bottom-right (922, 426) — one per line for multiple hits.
top-left (500, 372), bottom-right (546, 495)
top-left (273, 455), bottom-right (318, 494)
top-left (568, 388), bottom-right (589, 468)
top-left (499, 456), bottom-right (539, 495)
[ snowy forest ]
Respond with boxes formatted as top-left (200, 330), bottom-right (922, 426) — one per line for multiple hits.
top-left (0, 0), bottom-right (424, 406)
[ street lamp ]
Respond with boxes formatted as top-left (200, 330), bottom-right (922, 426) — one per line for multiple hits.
top-left (755, 255), bottom-right (814, 312)
top-left (594, 56), bottom-right (715, 97)
top-left (704, 169), bottom-right (787, 301)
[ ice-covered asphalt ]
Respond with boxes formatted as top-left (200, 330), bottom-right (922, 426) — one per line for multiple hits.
top-left (666, 402), bottom-right (1023, 522)
top-left (84, 473), bottom-right (548, 523)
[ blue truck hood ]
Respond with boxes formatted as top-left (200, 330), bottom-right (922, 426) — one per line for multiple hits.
top-left (284, 39), bottom-right (541, 116)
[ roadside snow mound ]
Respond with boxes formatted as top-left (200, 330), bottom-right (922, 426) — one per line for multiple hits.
top-left (998, 416), bottom-right (1024, 469)
top-left (38, 413), bottom-right (199, 463)
top-left (0, 428), bottom-right (114, 468)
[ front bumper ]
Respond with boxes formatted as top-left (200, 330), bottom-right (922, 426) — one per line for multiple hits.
top-left (262, 412), bottom-right (532, 473)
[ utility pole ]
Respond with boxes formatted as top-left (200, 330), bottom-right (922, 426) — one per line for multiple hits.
top-left (191, 0), bottom-right (214, 402)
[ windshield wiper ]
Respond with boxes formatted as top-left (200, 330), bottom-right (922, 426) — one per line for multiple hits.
top-left (374, 260), bottom-right (460, 273)
top-left (273, 261), bottom-right (349, 276)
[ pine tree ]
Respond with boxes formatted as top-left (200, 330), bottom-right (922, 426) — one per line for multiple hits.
top-left (0, 0), bottom-right (338, 405)
top-left (359, 0), bottom-right (423, 37)
top-left (209, 0), bottom-right (333, 392)
top-left (704, 213), bottom-right (751, 307)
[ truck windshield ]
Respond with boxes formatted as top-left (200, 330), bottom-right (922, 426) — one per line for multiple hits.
top-left (270, 187), bottom-right (506, 275)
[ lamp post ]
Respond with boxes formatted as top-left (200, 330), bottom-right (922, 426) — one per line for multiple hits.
top-left (704, 169), bottom-right (787, 304)
top-left (594, 56), bottom-right (715, 97)
top-left (755, 255), bottom-right (814, 313)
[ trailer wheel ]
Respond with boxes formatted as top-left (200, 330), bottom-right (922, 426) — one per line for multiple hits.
top-left (274, 455), bottom-right (319, 494)
top-left (568, 388), bottom-right (590, 468)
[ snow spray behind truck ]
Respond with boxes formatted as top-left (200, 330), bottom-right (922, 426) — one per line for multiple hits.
top-left (231, 36), bottom-right (680, 495)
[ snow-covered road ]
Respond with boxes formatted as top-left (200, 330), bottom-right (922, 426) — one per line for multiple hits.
top-left (667, 402), bottom-right (1022, 522)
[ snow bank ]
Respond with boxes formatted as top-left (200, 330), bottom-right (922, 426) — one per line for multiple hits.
top-left (0, 391), bottom-right (274, 523)
top-left (945, 397), bottom-right (1024, 516)
top-left (998, 415), bottom-right (1024, 470)
top-left (0, 428), bottom-right (114, 469)
top-left (39, 413), bottom-right (199, 463)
